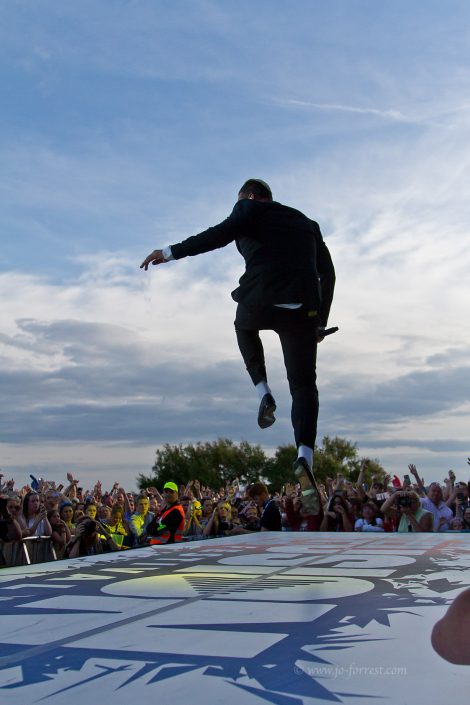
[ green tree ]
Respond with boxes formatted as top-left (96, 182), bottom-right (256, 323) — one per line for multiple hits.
top-left (264, 444), bottom-right (298, 491)
top-left (263, 436), bottom-right (385, 490)
top-left (137, 436), bottom-right (385, 493)
top-left (313, 436), bottom-right (385, 485)
top-left (138, 438), bottom-right (269, 491)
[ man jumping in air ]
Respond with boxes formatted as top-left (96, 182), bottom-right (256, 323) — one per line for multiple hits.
top-left (140, 179), bottom-right (336, 512)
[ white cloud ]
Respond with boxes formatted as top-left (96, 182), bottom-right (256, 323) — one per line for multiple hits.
top-left (280, 99), bottom-right (411, 123)
top-left (2, 2), bottom-right (470, 487)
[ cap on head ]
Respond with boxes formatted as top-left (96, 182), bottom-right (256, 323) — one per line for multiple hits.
top-left (163, 481), bottom-right (178, 492)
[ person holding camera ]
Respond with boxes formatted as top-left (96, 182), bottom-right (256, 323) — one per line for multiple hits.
top-left (380, 491), bottom-right (433, 532)
top-left (65, 516), bottom-right (119, 557)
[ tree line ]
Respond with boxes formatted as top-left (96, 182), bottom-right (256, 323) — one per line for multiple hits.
top-left (137, 436), bottom-right (385, 492)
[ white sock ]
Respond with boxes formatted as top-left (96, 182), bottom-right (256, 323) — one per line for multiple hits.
top-left (297, 444), bottom-right (313, 466)
top-left (256, 381), bottom-right (272, 400)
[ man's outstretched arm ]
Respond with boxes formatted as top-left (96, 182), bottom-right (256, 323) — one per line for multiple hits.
top-left (140, 199), bottom-right (257, 271)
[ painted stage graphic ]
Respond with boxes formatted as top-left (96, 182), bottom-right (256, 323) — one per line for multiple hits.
top-left (0, 532), bottom-right (469, 704)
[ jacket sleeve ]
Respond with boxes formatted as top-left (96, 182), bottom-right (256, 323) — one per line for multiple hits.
top-left (313, 222), bottom-right (335, 326)
top-left (170, 199), bottom-right (256, 260)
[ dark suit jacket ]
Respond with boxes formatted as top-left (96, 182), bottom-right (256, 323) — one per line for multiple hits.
top-left (170, 199), bottom-right (335, 325)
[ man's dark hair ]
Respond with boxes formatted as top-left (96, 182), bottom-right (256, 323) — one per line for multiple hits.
top-left (238, 179), bottom-right (273, 201)
top-left (246, 482), bottom-right (269, 498)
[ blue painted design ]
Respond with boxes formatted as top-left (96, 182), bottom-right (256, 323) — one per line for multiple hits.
top-left (0, 535), bottom-right (469, 703)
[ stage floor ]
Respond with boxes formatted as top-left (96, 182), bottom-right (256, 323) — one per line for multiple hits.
top-left (0, 532), bottom-right (469, 704)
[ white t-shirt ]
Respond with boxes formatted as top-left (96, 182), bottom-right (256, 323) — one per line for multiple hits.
top-left (420, 497), bottom-right (453, 531)
top-left (27, 516), bottom-right (47, 536)
top-left (355, 517), bottom-right (384, 532)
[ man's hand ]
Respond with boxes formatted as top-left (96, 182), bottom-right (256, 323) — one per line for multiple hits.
top-left (140, 249), bottom-right (167, 270)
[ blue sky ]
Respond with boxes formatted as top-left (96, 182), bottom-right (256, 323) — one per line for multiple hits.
top-left (1, 0), bottom-right (470, 489)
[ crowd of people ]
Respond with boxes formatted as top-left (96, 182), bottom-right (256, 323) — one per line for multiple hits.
top-left (1, 460), bottom-right (469, 566)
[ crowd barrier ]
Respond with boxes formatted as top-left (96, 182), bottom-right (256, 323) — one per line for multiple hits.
top-left (0, 533), bottom-right (212, 567)
top-left (0, 537), bottom-right (57, 567)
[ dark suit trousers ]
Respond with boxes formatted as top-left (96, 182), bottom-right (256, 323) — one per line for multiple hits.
top-left (235, 303), bottom-right (319, 449)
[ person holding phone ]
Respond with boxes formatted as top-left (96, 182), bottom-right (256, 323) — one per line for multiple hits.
top-left (22, 491), bottom-right (52, 537)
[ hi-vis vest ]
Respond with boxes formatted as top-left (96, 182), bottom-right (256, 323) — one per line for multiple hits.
top-left (149, 503), bottom-right (185, 545)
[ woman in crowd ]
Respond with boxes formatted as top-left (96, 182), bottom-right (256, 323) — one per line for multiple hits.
top-left (22, 491), bottom-right (52, 537)
top-left (97, 505), bottom-right (111, 523)
top-left (181, 498), bottom-right (204, 539)
top-left (203, 501), bottom-right (234, 537)
top-left (73, 506), bottom-right (85, 524)
top-left (5, 496), bottom-right (23, 527)
top-left (381, 491), bottom-right (433, 532)
top-left (47, 508), bottom-right (71, 558)
top-left (85, 502), bottom-right (98, 520)
top-left (354, 501), bottom-right (384, 532)
top-left (60, 501), bottom-right (76, 535)
top-left (107, 504), bottom-right (131, 546)
top-left (320, 493), bottom-right (354, 532)
top-left (199, 497), bottom-right (214, 529)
